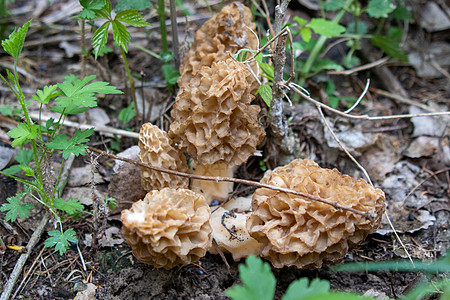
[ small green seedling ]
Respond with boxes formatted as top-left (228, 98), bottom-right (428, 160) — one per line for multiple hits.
top-left (0, 20), bottom-right (122, 255)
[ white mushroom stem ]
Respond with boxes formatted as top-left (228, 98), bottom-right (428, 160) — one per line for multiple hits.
top-left (190, 162), bottom-right (235, 205)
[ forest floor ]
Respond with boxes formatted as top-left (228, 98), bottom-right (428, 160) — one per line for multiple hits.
top-left (0, 0), bottom-right (449, 299)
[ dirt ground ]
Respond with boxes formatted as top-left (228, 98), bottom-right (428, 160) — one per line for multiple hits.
top-left (0, 0), bottom-right (449, 299)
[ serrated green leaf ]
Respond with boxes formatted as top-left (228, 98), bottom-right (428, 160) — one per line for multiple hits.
top-left (282, 278), bottom-right (330, 300)
top-left (371, 35), bottom-right (407, 62)
top-left (6, 69), bottom-right (15, 83)
top-left (78, 0), bottom-right (105, 19)
top-left (44, 228), bottom-right (77, 255)
top-left (308, 18), bottom-right (345, 38)
top-left (54, 198), bottom-right (84, 215)
top-left (96, 45), bottom-right (113, 57)
top-left (2, 149), bottom-right (35, 175)
top-left (1, 19), bottom-right (32, 60)
top-left (226, 256), bottom-right (275, 300)
top-left (92, 21), bottom-right (110, 59)
top-left (300, 27), bottom-right (312, 42)
top-left (324, 0), bottom-right (347, 11)
top-left (162, 63), bottom-right (179, 86)
top-left (19, 165), bottom-right (35, 177)
top-left (367, 0), bottom-right (396, 18)
top-left (1, 195), bottom-right (33, 222)
top-left (111, 20), bottom-right (130, 51)
top-left (7, 123), bottom-right (38, 147)
top-left (47, 128), bottom-right (94, 159)
top-left (294, 16), bottom-right (308, 26)
top-left (257, 84), bottom-right (272, 107)
top-left (115, 9), bottom-right (150, 27)
top-left (32, 84), bottom-right (60, 104)
top-left (56, 75), bottom-right (122, 110)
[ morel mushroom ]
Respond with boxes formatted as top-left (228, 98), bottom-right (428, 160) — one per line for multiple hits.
top-left (247, 159), bottom-right (385, 269)
top-left (138, 123), bottom-right (189, 191)
top-left (178, 2), bottom-right (258, 89)
top-left (170, 58), bottom-right (265, 203)
top-left (209, 196), bottom-right (261, 261)
top-left (121, 188), bottom-right (211, 269)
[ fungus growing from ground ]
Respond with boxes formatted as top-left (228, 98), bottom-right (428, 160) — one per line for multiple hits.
top-left (178, 2), bottom-right (258, 89)
top-left (121, 188), bottom-right (211, 269)
top-left (138, 123), bottom-right (189, 191)
top-left (169, 58), bottom-right (265, 203)
top-left (209, 196), bottom-right (261, 261)
top-left (247, 159), bottom-right (386, 269)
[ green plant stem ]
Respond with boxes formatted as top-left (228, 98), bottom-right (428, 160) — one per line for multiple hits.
top-left (157, 0), bottom-right (168, 53)
top-left (301, 0), bottom-right (352, 83)
top-left (120, 46), bottom-right (138, 114)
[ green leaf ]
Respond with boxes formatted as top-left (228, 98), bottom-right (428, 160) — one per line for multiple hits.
top-left (44, 228), bottom-right (77, 255)
top-left (258, 62), bottom-right (274, 81)
top-left (104, 196), bottom-right (117, 210)
top-left (6, 69), bottom-right (15, 83)
top-left (115, 9), bottom-right (150, 27)
top-left (308, 18), bottom-right (346, 38)
top-left (367, 0), bottom-right (395, 18)
top-left (118, 102), bottom-right (136, 125)
top-left (47, 128), bottom-right (94, 159)
top-left (162, 63), bottom-right (180, 86)
top-left (111, 20), bottom-right (130, 51)
top-left (324, 0), bottom-right (347, 11)
top-left (311, 59), bottom-right (344, 72)
top-left (54, 198), bottom-right (84, 215)
top-left (300, 27), bottom-right (312, 42)
top-left (1, 194), bottom-right (33, 222)
top-left (371, 35), bottom-right (407, 62)
top-left (114, 0), bottom-right (151, 12)
top-left (294, 16), bottom-right (308, 26)
top-left (226, 256), bottom-right (276, 300)
top-left (96, 45), bottom-right (113, 57)
top-left (19, 165), bottom-right (35, 177)
top-left (7, 123), bottom-right (38, 147)
top-left (0, 104), bottom-right (13, 117)
top-left (1, 19), bottom-right (32, 60)
top-left (257, 84), bottom-right (272, 107)
top-left (282, 278), bottom-right (330, 300)
top-left (392, 5), bottom-right (413, 22)
top-left (2, 149), bottom-right (35, 175)
top-left (32, 84), bottom-right (60, 104)
top-left (56, 75), bottom-right (122, 110)
top-left (92, 21), bottom-right (110, 59)
top-left (78, 0), bottom-right (105, 19)
top-left (302, 292), bottom-right (372, 300)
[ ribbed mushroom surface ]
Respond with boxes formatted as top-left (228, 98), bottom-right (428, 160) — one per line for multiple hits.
top-left (247, 159), bottom-right (386, 269)
top-left (138, 123), bottom-right (189, 191)
top-left (178, 2), bottom-right (258, 89)
top-left (121, 188), bottom-right (211, 269)
top-left (169, 58), bottom-right (265, 166)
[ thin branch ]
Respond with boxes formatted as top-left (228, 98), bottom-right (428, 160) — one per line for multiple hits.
top-left (169, 0), bottom-right (180, 71)
top-left (88, 146), bottom-right (373, 218)
top-left (327, 57), bottom-right (389, 76)
top-left (289, 84), bottom-right (450, 120)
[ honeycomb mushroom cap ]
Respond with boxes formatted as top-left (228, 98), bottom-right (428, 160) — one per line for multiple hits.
top-left (138, 123), bottom-right (189, 191)
top-left (169, 58), bottom-right (265, 166)
top-left (247, 159), bottom-right (386, 269)
top-left (178, 2), bottom-right (258, 89)
top-left (121, 188), bottom-right (211, 269)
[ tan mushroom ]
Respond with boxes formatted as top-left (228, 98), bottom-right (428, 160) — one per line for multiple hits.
top-left (170, 58), bottom-right (265, 204)
top-left (209, 196), bottom-right (261, 261)
top-left (178, 2), bottom-right (258, 89)
top-left (138, 123), bottom-right (189, 191)
top-left (246, 159), bottom-right (386, 269)
top-left (121, 188), bottom-right (211, 269)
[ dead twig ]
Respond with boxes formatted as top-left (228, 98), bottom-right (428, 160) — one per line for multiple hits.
top-left (88, 146), bottom-right (373, 218)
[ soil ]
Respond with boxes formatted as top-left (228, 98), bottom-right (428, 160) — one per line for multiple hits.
top-left (0, 1), bottom-right (449, 300)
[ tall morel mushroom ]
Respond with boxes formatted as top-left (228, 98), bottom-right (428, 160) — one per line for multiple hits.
top-left (169, 58), bottom-right (265, 203)
top-left (178, 2), bottom-right (258, 88)
top-left (121, 188), bottom-right (211, 269)
top-left (247, 159), bottom-right (386, 269)
top-left (138, 123), bottom-right (189, 191)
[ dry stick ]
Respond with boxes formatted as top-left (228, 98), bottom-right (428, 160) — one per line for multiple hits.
top-left (88, 146), bottom-right (372, 218)
top-left (401, 167), bottom-right (450, 205)
top-left (169, 0), bottom-right (180, 71)
top-left (11, 247), bottom-right (46, 300)
top-left (0, 154), bottom-right (76, 300)
top-left (327, 57), bottom-right (389, 76)
top-left (289, 84), bottom-right (450, 120)
top-left (370, 88), bottom-right (438, 113)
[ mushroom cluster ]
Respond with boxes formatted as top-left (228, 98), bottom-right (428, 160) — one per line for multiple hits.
top-left (178, 2), bottom-right (258, 88)
top-left (246, 159), bottom-right (386, 269)
top-left (121, 188), bottom-right (211, 269)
